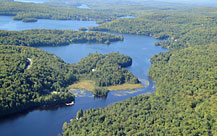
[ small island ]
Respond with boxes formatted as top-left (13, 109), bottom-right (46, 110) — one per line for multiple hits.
top-left (93, 87), bottom-right (109, 97)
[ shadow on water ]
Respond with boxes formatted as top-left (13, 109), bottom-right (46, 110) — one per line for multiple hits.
top-left (0, 103), bottom-right (72, 123)
top-left (0, 77), bottom-right (153, 124)
top-left (94, 96), bottom-right (107, 100)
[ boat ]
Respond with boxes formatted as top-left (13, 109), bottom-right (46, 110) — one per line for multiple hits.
top-left (66, 101), bottom-right (75, 106)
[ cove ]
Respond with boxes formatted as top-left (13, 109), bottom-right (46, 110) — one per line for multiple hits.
top-left (0, 16), bottom-right (167, 136)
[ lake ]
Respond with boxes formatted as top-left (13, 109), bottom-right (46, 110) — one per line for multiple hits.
top-left (0, 16), bottom-right (97, 31)
top-left (0, 16), bottom-right (167, 136)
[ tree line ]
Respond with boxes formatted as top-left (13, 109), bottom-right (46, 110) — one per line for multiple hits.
top-left (88, 14), bottom-right (217, 49)
top-left (62, 7), bottom-right (217, 136)
top-left (0, 29), bottom-right (124, 46)
top-left (0, 1), bottom-right (126, 22)
top-left (62, 45), bottom-right (217, 136)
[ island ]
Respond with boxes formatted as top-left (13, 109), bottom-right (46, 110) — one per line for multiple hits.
top-left (93, 87), bottom-right (109, 97)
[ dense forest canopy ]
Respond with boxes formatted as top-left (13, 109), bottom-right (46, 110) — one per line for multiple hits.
top-left (0, 45), bottom-right (76, 117)
top-left (0, 45), bottom-right (139, 117)
top-left (63, 45), bottom-right (217, 136)
top-left (61, 3), bottom-right (217, 136)
top-left (76, 52), bottom-right (139, 87)
top-left (0, 1), bottom-right (126, 22)
top-left (0, 1), bottom-right (216, 135)
top-left (69, 52), bottom-right (141, 96)
top-left (0, 29), bottom-right (124, 46)
top-left (89, 14), bottom-right (217, 49)
top-left (48, 0), bottom-right (192, 9)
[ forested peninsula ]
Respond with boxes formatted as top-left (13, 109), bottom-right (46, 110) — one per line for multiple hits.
top-left (69, 53), bottom-right (141, 95)
top-left (0, 29), bottom-right (124, 46)
top-left (0, 45), bottom-right (76, 117)
top-left (0, 45), bottom-right (139, 117)
top-left (89, 14), bottom-right (217, 49)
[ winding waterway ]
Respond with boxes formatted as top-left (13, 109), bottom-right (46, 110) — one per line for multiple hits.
top-left (0, 16), bottom-right (167, 136)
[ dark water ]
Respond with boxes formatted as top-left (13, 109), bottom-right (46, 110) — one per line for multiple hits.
top-left (0, 16), bottom-right (167, 136)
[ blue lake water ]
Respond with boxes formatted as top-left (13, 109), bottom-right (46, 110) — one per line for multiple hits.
top-left (0, 16), bottom-right (97, 31)
top-left (0, 16), bottom-right (167, 136)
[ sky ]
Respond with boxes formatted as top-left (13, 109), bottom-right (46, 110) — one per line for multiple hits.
top-left (13, 0), bottom-right (217, 6)
top-left (156, 0), bottom-right (217, 5)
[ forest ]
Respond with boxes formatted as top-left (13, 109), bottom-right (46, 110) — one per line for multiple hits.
top-left (76, 52), bottom-right (139, 86)
top-left (0, 45), bottom-right (76, 117)
top-left (62, 45), bottom-right (217, 136)
top-left (93, 87), bottom-right (109, 97)
top-left (69, 52), bottom-right (140, 97)
top-left (0, 29), bottom-right (124, 46)
top-left (0, 1), bottom-right (126, 22)
top-left (61, 4), bottom-right (217, 136)
top-left (0, 45), bottom-right (138, 117)
top-left (89, 14), bottom-right (217, 49)
top-left (0, 0), bottom-right (216, 135)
